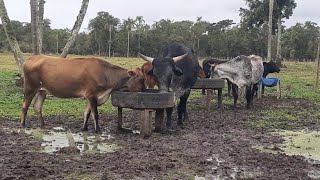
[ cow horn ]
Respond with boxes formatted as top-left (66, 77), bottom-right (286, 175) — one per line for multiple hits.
top-left (173, 53), bottom-right (189, 63)
top-left (138, 52), bottom-right (154, 63)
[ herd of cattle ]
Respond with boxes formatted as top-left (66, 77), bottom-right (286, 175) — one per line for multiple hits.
top-left (19, 43), bottom-right (280, 133)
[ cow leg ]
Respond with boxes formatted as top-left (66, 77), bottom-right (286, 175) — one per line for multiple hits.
top-left (20, 88), bottom-right (38, 128)
top-left (227, 80), bottom-right (232, 96)
top-left (178, 90), bottom-right (190, 127)
top-left (88, 97), bottom-right (100, 133)
top-left (231, 83), bottom-right (238, 108)
top-left (82, 103), bottom-right (91, 131)
top-left (83, 90), bottom-right (111, 132)
top-left (166, 107), bottom-right (173, 128)
top-left (33, 90), bottom-right (47, 128)
top-left (246, 85), bottom-right (254, 109)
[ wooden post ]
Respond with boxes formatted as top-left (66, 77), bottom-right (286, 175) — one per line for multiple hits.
top-left (140, 110), bottom-right (152, 138)
top-left (117, 107), bottom-right (123, 130)
top-left (206, 89), bottom-right (213, 111)
top-left (217, 89), bottom-right (222, 108)
top-left (155, 109), bottom-right (165, 132)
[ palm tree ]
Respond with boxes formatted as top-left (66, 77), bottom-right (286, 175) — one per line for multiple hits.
top-left (135, 16), bottom-right (145, 51)
top-left (122, 18), bottom-right (136, 57)
top-left (61, 0), bottom-right (89, 58)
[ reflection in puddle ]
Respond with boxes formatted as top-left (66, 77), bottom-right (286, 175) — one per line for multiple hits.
top-left (21, 127), bottom-right (120, 154)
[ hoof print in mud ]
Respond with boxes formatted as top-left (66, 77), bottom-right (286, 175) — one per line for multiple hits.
top-left (111, 90), bottom-right (176, 138)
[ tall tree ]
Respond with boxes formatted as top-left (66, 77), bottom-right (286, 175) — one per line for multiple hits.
top-left (61, 0), bottom-right (89, 58)
top-left (30, 0), bottom-right (45, 54)
top-left (135, 16), bottom-right (145, 52)
top-left (0, 0), bottom-right (25, 72)
top-left (240, 0), bottom-right (296, 61)
top-left (122, 17), bottom-right (135, 57)
top-left (88, 11), bottom-right (119, 57)
top-left (267, 0), bottom-right (274, 61)
top-left (38, 0), bottom-right (45, 53)
top-left (275, 0), bottom-right (297, 66)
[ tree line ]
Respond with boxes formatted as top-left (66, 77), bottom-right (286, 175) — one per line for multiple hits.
top-left (0, 0), bottom-right (318, 61)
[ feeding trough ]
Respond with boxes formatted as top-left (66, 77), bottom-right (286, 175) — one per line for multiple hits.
top-left (111, 89), bottom-right (176, 138)
top-left (192, 78), bottom-right (225, 110)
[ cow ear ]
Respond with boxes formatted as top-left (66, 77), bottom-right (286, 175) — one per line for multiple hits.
top-left (172, 65), bottom-right (183, 76)
top-left (127, 70), bottom-right (137, 77)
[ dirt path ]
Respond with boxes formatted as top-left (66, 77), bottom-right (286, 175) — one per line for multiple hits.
top-left (0, 96), bottom-right (319, 179)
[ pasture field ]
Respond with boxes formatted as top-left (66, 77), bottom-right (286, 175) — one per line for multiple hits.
top-left (1, 53), bottom-right (320, 179)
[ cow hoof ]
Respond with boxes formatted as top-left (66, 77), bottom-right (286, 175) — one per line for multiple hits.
top-left (81, 127), bottom-right (88, 131)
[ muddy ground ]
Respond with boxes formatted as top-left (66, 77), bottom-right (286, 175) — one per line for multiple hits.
top-left (1, 95), bottom-right (320, 180)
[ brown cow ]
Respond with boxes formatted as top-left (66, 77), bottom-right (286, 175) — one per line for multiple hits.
top-left (20, 55), bottom-right (145, 133)
top-left (139, 62), bottom-right (205, 89)
top-left (141, 62), bottom-right (157, 89)
top-left (197, 66), bottom-right (206, 79)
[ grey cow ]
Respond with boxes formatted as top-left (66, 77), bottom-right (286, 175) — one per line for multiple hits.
top-left (210, 55), bottom-right (264, 109)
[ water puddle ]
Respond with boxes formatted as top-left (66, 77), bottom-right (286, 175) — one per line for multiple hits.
top-left (274, 130), bottom-right (320, 160)
top-left (253, 130), bottom-right (320, 179)
top-left (253, 130), bottom-right (320, 161)
top-left (20, 127), bottom-right (120, 155)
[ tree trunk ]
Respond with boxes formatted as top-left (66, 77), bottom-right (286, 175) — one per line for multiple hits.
top-left (30, 0), bottom-right (40, 54)
top-left (138, 29), bottom-right (141, 51)
top-left (127, 30), bottom-right (130, 57)
top-left (315, 30), bottom-right (320, 88)
top-left (276, 15), bottom-right (282, 66)
top-left (38, 0), bottom-right (45, 53)
top-left (267, 0), bottom-right (274, 61)
top-left (108, 25), bottom-right (111, 57)
top-left (0, 0), bottom-right (25, 72)
top-left (60, 0), bottom-right (89, 58)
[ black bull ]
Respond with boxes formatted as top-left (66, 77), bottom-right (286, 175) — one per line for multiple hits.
top-left (138, 43), bottom-right (201, 127)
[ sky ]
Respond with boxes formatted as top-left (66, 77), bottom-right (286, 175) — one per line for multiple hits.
top-left (2, 0), bottom-right (319, 32)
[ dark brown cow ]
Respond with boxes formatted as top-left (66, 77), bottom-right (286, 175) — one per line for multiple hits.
top-left (20, 55), bottom-right (145, 133)
top-left (197, 66), bottom-right (206, 79)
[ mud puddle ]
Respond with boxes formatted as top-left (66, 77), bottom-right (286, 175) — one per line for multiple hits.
top-left (19, 127), bottom-right (120, 154)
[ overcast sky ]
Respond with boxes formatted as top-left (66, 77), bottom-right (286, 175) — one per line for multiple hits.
top-left (2, 0), bottom-right (319, 32)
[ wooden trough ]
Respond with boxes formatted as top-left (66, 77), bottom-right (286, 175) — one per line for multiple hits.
top-left (192, 79), bottom-right (225, 110)
top-left (111, 90), bottom-right (176, 138)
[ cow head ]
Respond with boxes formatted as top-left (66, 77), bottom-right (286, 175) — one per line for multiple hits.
top-left (138, 52), bottom-right (188, 92)
top-left (264, 61), bottom-right (280, 74)
top-left (119, 70), bottom-right (146, 92)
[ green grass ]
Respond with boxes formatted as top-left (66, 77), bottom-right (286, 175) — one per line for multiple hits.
top-left (1, 54), bottom-right (320, 122)
top-left (266, 61), bottom-right (320, 103)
